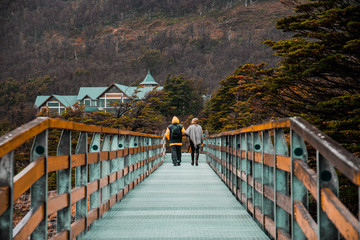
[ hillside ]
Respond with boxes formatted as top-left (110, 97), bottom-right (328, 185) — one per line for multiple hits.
top-left (0, 0), bottom-right (291, 92)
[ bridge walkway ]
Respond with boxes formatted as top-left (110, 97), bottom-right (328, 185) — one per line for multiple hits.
top-left (83, 153), bottom-right (269, 239)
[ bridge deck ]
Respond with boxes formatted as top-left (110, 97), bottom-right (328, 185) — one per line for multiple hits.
top-left (83, 153), bottom-right (269, 239)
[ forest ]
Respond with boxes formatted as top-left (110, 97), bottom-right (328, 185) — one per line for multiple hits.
top-left (0, 0), bottom-right (291, 130)
top-left (1, 0), bottom-right (359, 155)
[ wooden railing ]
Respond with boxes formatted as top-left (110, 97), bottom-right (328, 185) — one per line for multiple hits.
top-left (0, 117), bottom-right (166, 240)
top-left (203, 117), bottom-right (360, 240)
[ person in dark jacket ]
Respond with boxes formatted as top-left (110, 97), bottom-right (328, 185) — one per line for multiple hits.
top-left (165, 116), bottom-right (186, 166)
top-left (185, 118), bottom-right (203, 166)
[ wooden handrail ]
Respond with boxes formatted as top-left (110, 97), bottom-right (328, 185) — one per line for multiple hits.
top-left (0, 117), bottom-right (161, 159)
top-left (203, 116), bottom-right (360, 240)
top-left (0, 118), bottom-right (167, 240)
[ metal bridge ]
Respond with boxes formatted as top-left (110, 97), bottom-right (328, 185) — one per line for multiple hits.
top-left (0, 117), bottom-right (359, 239)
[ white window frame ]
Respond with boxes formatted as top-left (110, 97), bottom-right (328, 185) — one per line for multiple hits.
top-left (84, 98), bottom-right (91, 107)
top-left (104, 93), bottom-right (124, 108)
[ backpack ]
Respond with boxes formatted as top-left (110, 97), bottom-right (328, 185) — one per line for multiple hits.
top-left (170, 124), bottom-right (182, 140)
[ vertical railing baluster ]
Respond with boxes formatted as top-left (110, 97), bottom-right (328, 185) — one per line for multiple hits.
top-left (232, 135), bottom-right (237, 195)
top-left (221, 136), bottom-right (225, 182)
top-left (89, 133), bottom-right (101, 215)
top-left (75, 132), bottom-right (88, 239)
top-left (141, 137), bottom-right (145, 180)
top-left (129, 135), bottom-right (135, 188)
top-left (236, 134), bottom-right (241, 201)
top-left (146, 137), bottom-right (150, 176)
top-left (246, 133), bottom-right (252, 211)
top-left (110, 135), bottom-right (119, 202)
top-left (225, 135), bottom-right (229, 187)
top-left (291, 130), bottom-right (308, 240)
top-left (135, 136), bottom-right (140, 184)
top-left (317, 151), bottom-right (339, 239)
top-left (101, 134), bottom-right (111, 212)
top-left (117, 135), bottom-right (125, 199)
top-left (273, 129), bottom-right (278, 240)
top-left (274, 129), bottom-right (289, 238)
top-left (57, 130), bottom-right (72, 237)
top-left (124, 135), bottom-right (130, 194)
top-left (261, 131), bottom-right (265, 230)
top-left (217, 138), bottom-right (221, 178)
top-left (0, 151), bottom-right (14, 240)
top-left (137, 136), bottom-right (141, 183)
top-left (253, 132), bottom-right (262, 223)
top-left (30, 130), bottom-right (48, 239)
top-left (241, 134), bottom-right (247, 206)
top-left (263, 130), bottom-right (274, 234)
top-left (250, 132), bottom-right (255, 216)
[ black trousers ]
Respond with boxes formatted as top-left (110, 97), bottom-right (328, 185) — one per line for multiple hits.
top-left (190, 141), bottom-right (200, 161)
top-left (171, 145), bottom-right (182, 164)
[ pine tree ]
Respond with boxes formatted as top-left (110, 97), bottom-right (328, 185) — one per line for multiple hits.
top-left (262, 0), bottom-right (360, 152)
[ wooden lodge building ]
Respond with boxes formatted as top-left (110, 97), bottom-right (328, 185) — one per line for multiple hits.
top-left (35, 71), bottom-right (161, 114)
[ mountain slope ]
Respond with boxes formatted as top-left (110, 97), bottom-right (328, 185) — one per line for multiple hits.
top-left (0, 0), bottom-right (291, 94)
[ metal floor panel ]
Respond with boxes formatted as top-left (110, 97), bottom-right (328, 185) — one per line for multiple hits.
top-left (83, 153), bottom-right (269, 239)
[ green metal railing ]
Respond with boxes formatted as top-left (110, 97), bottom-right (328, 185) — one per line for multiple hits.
top-left (0, 117), bottom-right (166, 240)
top-left (203, 117), bottom-right (360, 240)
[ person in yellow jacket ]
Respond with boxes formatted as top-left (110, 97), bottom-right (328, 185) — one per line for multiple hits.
top-left (166, 116), bottom-right (186, 166)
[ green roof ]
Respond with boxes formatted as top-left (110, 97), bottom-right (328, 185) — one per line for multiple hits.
top-left (113, 84), bottom-right (163, 99)
top-left (35, 95), bottom-right (50, 107)
top-left (35, 95), bottom-right (77, 107)
top-left (113, 84), bottom-right (135, 97)
top-left (77, 87), bottom-right (108, 100)
top-left (54, 95), bottom-right (78, 107)
top-left (140, 71), bottom-right (159, 85)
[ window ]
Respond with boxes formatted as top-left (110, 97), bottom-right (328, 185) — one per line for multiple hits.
top-left (84, 99), bottom-right (91, 106)
top-left (46, 101), bottom-right (64, 115)
top-left (107, 99), bottom-right (121, 105)
top-left (47, 102), bottom-right (59, 107)
top-left (99, 99), bottom-right (105, 107)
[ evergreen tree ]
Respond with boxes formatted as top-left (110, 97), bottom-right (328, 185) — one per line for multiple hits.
top-left (203, 64), bottom-right (274, 133)
top-left (162, 74), bottom-right (204, 118)
top-left (262, 0), bottom-right (360, 152)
